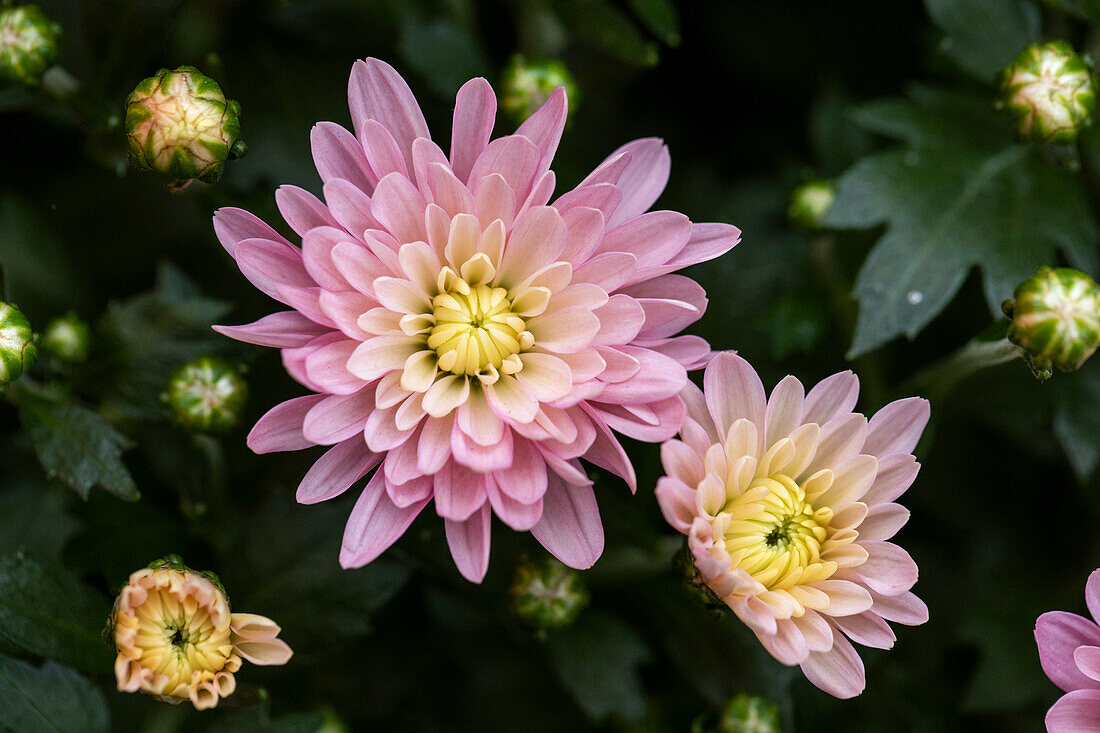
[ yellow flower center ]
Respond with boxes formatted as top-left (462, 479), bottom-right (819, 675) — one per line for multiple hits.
top-left (427, 283), bottom-right (532, 376)
top-left (721, 474), bottom-right (838, 591)
top-left (131, 586), bottom-right (234, 688)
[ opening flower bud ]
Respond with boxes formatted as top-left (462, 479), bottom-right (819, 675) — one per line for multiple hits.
top-left (111, 557), bottom-right (292, 710)
top-left (0, 302), bottom-right (37, 386)
top-left (0, 4), bottom-right (62, 87)
top-left (500, 55), bottom-right (578, 128)
top-left (41, 312), bottom-right (91, 363)
top-left (788, 179), bottom-right (835, 231)
top-left (510, 556), bottom-right (589, 632)
top-left (125, 66), bottom-right (245, 188)
top-left (163, 355), bottom-right (248, 433)
top-left (997, 41), bottom-right (1096, 143)
top-left (1003, 266), bottom-right (1100, 377)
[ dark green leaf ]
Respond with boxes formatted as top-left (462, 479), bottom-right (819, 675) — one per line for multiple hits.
top-left (0, 655), bottom-right (109, 733)
top-left (1053, 360), bottom-right (1100, 480)
top-left (924, 0), bottom-right (1040, 82)
top-left (0, 195), bottom-right (90, 317)
top-left (546, 612), bottom-right (651, 722)
top-left (1053, 0), bottom-right (1100, 22)
top-left (0, 479), bottom-right (80, 558)
top-left (849, 85), bottom-right (1008, 152)
top-left (18, 387), bottom-right (138, 502)
top-left (398, 15), bottom-right (490, 99)
top-left (554, 0), bottom-right (659, 67)
top-left (204, 705), bottom-right (322, 733)
top-left (826, 146), bottom-right (1099, 357)
top-left (627, 0), bottom-right (681, 46)
top-left (0, 555), bottom-right (112, 672)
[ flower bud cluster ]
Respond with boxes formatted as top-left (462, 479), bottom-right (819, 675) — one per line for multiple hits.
top-left (510, 556), bottom-right (588, 632)
top-left (0, 4), bottom-right (61, 87)
top-left (1003, 266), bottom-right (1100, 378)
top-left (997, 41), bottom-right (1096, 143)
top-left (163, 355), bottom-right (248, 433)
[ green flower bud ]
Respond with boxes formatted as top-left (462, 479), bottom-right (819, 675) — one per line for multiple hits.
top-left (997, 41), bottom-right (1096, 143)
top-left (125, 66), bottom-right (246, 187)
top-left (163, 355), bottom-right (248, 433)
top-left (712, 694), bottom-right (781, 733)
top-left (41, 312), bottom-right (91, 363)
top-left (501, 56), bottom-right (578, 127)
top-left (0, 5), bottom-right (62, 87)
top-left (787, 179), bottom-right (835, 231)
top-left (1002, 266), bottom-right (1100, 377)
top-left (510, 556), bottom-right (588, 632)
top-left (0, 302), bottom-right (37, 386)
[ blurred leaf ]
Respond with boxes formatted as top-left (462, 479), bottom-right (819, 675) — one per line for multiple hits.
top-left (827, 145), bottom-right (1099, 357)
top-left (1053, 0), bottom-right (1100, 22)
top-left (1053, 360), bottom-right (1100, 480)
top-left (760, 295), bottom-right (829, 360)
top-left (808, 84), bottom-right (873, 175)
top-left (554, 0), bottom-right (659, 66)
top-left (398, 14), bottom-right (490, 99)
top-left (94, 262), bottom-right (231, 419)
top-left (0, 555), bottom-right (112, 672)
top-left (627, 0), bottom-right (681, 47)
top-left (18, 385), bottom-right (139, 502)
top-left (849, 85), bottom-right (1007, 152)
top-left (231, 496), bottom-right (412, 651)
top-left (924, 0), bottom-right (1040, 82)
top-left (0, 655), bottom-right (109, 733)
top-left (0, 480), bottom-right (80, 558)
top-left (546, 612), bottom-right (651, 722)
top-left (204, 706), bottom-right (322, 733)
top-left (0, 194), bottom-right (89, 318)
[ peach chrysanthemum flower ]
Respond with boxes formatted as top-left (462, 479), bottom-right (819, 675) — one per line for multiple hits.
top-left (656, 353), bottom-right (929, 698)
top-left (112, 560), bottom-right (292, 710)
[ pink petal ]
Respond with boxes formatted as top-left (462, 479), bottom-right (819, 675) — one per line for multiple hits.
top-left (247, 395), bottom-right (325, 453)
top-left (319, 290), bottom-right (373, 340)
top-left (581, 409), bottom-right (637, 492)
top-left (370, 172), bottom-right (428, 244)
top-left (1077, 646), bottom-right (1100, 682)
top-left (213, 311), bottom-right (326, 348)
top-left (434, 461), bottom-right (489, 521)
top-left (858, 503), bottom-right (910, 541)
top-left (331, 241), bottom-right (389, 297)
top-left (386, 474), bottom-right (433, 508)
top-left (869, 589), bottom-right (928, 626)
top-left (346, 336), bottom-right (421, 382)
top-left (347, 58), bottom-right (430, 172)
top-left (339, 470), bottom-right (429, 568)
top-left (494, 437), bottom-right (548, 504)
top-left (1047, 689), bottom-right (1100, 732)
top-left (468, 135), bottom-right (540, 206)
top-left (665, 222), bottom-right (742, 269)
top-left (595, 347), bottom-right (687, 404)
top-left (599, 210), bottom-right (691, 273)
top-left (559, 206), bottom-right (605, 264)
top-left (213, 207), bottom-right (290, 255)
top-left (234, 238), bottom-right (313, 304)
top-left (756, 618), bottom-right (810, 665)
top-left (1037, 611), bottom-right (1100, 692)
top-left (425, 162), bottom-right (477, 219)
top-left (553, 182), bottom-right (622, 221)
top-left (831, 612), bottom-right (896, 650)
top-left (572, 252), bottom-right (637, 292)
top-left (311, 121), bottom-right (376, 192)
top-left (323, 179), bottom-right (381, 241)
top-left (765, 375), bottom-right (805, 448)
top-left (382, 428), bottom-right (426, 486)
top-left (417, 414), bottom-right (454, 475)
top-left (303, 338), bottom-right (363, 395)
top-left (636, 335), bottom-right (713, 371)
top-left (486, 476), bottom-right (543, 531)
top-left (514, 86), bottom-right (567, 176)
top-left (799, 629), bottom-right (866, 699)
top-left (1088, 570), bottom-right (1100, 625)
top-left (302, 227), bottom-right (355, 291)
top-left (802, 413), bottom-right (868, 476)
top-left (593, 295), bottom-right (645, 346)
top-left (456, 389), bottom-right (504, 446)
top-left (485, 377), bottom-right (539, 424)
top-left (590, 395), bottom-right (685, 443)
top-left (703, 352), bottom-right (766, 453)
top-left (473, 173), bottom-right (517, 229)
top-left (276, 185), bottom-right (339, 237)
top-left (359, 118), bottom-right (410, 180)
top-left (297, 438), bottom-right (380, 504)
top-left (496, 206), bottom-right (566, 285)
top-left (802, 371), bottom-right (860, 426)
top-left (450, 77), bottom-right (496, 184)
top-left (864, 397), bottom-right (930, 458)
top-left (531, 475), bottom-right (604, 569)
top-left (601, 138), bottom-right (670, 229)
top-left (411, 136), bottom-right (450, 190)
top-left (234, 637), bottom-right (293, 666)
top-left (451, 424), bottom-right (514, 473)
top-left (861, 453), bottom-right (920, 506)
top-left (445, 503), bottom-right (492, 583)
top-left (855, 541), bottom-right (918, 596)
top-left (302, 389), bottom-right (375, 445)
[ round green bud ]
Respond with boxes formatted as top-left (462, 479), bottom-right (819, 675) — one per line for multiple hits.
top-left (997, 41), bottom-right (1096, 143)
top-left (788, 179), bottom-right (835, 231)
top-left (0, 5), bottom-right (62, 87)
top-left (712, 694), bottom-right (781, 733)
top-left (1002, 266), bottom-right (1100, 376)
top-left (163, 355), bottom-right (248, 434)
top-left (510, 556), bottom-right (588, 632)
top-left (0, 302), bottom-right (37, 386)
top-left (500, 56), bottom-right (578, 127)
top-left (125, 66), bottom-right (245, 186)
top-left (41, 312), bottom-right (91, 363)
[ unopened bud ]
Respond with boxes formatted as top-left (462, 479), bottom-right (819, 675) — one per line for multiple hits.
top-left (1002, 266), bottom-right (1100, 377)
top-left (163, 356), bottom-right (247, 433)
top-left (711, 694), bottom-right (781, 733)
top-left (510, 556), bottom-right (588, 632)
top-left (788, 179), bottom-right (835, 231)
top-left (997, 41), bottom-right (1096, 143)
top-left (41, 312), bottom-right (91, 363)
top-left (126, 66), bottom-right (246, 188)
top-left (501, 56), bottom-right (578, 127)
top-left (0, 4), bottom-right (62, 87)
top-left (0, 302), bottom-right (37, 386)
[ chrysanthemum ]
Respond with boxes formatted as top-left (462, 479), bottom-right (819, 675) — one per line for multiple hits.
top-left (1035, 569), bottom-right (1100, 731)
top-left (655, 353), bottom-right (929, 698)
top-left (112, 563), bottom-right (292, 709)
top-left (212, 58), bottom-right (739, 582)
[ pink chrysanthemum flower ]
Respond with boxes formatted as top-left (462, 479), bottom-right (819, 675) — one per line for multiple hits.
top-left (655, 353), bottom-right (929, 698)
top-left (213, 58), bottom-right (740, 582)
top-left (1035, 569), bottom-right (1100, 731)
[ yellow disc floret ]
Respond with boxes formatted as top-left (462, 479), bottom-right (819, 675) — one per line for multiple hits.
top-left (427, 283), bottom-right (533, 377)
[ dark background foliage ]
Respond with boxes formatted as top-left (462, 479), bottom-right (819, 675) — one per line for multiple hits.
top-left (2, 0), bottom-right (1099, 730)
